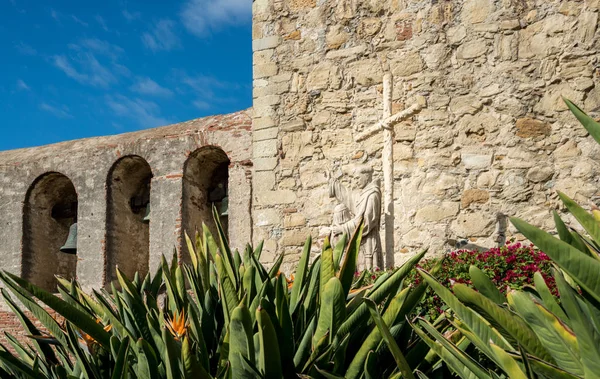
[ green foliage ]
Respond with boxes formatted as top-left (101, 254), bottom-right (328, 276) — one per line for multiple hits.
top-left (413, 100), bottom-right (600, 379)
top-left (0, 208), bottom-right (444, 378)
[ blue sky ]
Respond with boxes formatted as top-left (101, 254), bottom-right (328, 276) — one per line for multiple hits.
top-left (0, 0), bottom-right (252, 151)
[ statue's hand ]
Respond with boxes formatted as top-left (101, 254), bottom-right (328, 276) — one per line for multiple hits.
top-left (319, 226), bottom-right (332, 237)
top-left (331, 224), bottom-right (343, 235)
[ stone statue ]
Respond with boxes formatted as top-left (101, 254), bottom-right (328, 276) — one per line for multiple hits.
top-left (328, 165), bottom-right (383, 270)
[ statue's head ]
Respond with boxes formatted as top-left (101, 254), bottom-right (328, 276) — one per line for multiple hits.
top-left (352, 165), bottom-right (373, 189)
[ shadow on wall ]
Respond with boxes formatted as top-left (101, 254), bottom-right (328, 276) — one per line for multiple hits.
top-left (105, 155), bottom-right (153, 289)
top-left (182, 146), bottom-right (230, 262)
top-left (22, 172), bottom-right (78, 292)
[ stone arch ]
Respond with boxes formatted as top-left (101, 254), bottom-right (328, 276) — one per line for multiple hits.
top-left (182, 146), bottom-right (230, 259)
top-left (105, 155), bottom-right (153, 286)
top-left (22, 172), bottom-right (78, 291)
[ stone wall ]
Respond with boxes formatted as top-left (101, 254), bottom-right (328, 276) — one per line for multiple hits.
top-left (0, 110), bottom-right (253, 303)
top-left (252, 0), bottom-right (600, 267)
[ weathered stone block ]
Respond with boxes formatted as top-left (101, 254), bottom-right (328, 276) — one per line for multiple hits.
top-left (515, 118), bottom-right (551, 138)
top-left (461, 0), bottom-right (494, 24)
top-left (390, 52), bottom-right (424, 77)
top-left (395, 123), bottom-right (416, 142)
top-left (457, 40), bottom-right (488, 59)
top-left (326, 25), bottom-right (349, 49)
top-left (254, 63), bottom-right (278, 79)
top-left (253, 157), bottom-right (278, 172)
top-left (461, 154), bottom-right (493, 169)
top-left (461, 189), bottom-right (490, 208)
top-left (415, 202), bottom-right (460, 223)
top-left (253, 127), bottom-right (278, 142)
top-left (554, 140), bottom-right (582, 159)
top-left (254, 139), bottom-right (278, 158)
top-left (284, 213), bottom-right (306, 228)
top-left (253, 36), bottom-right (280, 52)
top-left (526, 166), bottom-right (554, 183)
top-left (451, 212), bottom-right (494, 237)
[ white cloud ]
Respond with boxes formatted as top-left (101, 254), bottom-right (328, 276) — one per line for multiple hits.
top-left (71, 15), bottom-right (88, 27)
top-left (15, 42), bottom-right (36, 56)
top-left (95, 15), bottom-right (109, 31)
top-left (192, 100), bottom-right (211, 110)
top-left (142, 19), bottom-right (180, 52)
top-left (130, 77), bottom-right (173, 97)
top-left (180, 0), bottom-right (251, 36)
top-left (181, 74), bottom-right (229, 97)
top-left (40, 102), bottom-right (73, 119)
top-left (122, 9), bottom-right (141, 22)
top-left (16, 79), bottom-right (30, 91)
top-left (50, 8), bottom-right (61, 23)
top-left (106, 95), bottom-right (171, 128)
top-left (69, 38), bottom-right (124, 60)
top-left (53, 54), bottom-right (117, 88)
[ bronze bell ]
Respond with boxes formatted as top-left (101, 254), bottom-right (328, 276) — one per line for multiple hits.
top-left (220, 196), bottom-right (228, 216)
top-left (60, 223), bottom-right (78, 254)
top-left (143, 203), bottom-right (151, 223)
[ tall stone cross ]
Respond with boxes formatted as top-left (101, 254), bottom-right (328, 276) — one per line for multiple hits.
top-left (355, 73), bottom-right (425, 268)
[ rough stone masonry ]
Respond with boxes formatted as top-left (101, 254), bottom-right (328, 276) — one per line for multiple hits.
top-left (1, 0), bottom-right (600, 303)
top-left (252, 0), bottom-right (600, 269)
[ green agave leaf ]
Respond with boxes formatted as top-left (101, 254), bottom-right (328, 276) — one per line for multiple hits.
top-left (508, 291), bottom-right (583, 376)
top-left (554, 269), bottom-right (600, 377)
top-left (316, 367), bottom-right (345, 379)
top-left (257, 308), bottom-right (282, 379)
top-left (320, 237), bottom-right (336, 299)
top-left (229, 304), bottom-right (256, 379)
top-left (564, 98), bottom-right (600, 145)
top-left (110, 338), bottom-right (130, 379)
top-left (1, 289), bottom-right (58, 365)
top-left (558, 191), bottom-right (600, 254)
top-left (364, 350), bottom-right (378, 379)
top-left (267, 252), bottom-right (285, 279)
top-left (533, 271), bottom-right (567, 321)
top-left (135, 338), bottom-right (159, 379)
top-left (290, 236), bottom-right (312, 313)
top-left (511, 217), bottom-right (600, 305)
top-left (182, 336), bottom-right (211, 379)
top-left (468, 266), bottom-right (505, 304)
top-left (313, 277), bottom-right (346, 347)
top-left (452, 283), bottom-right (552, 362)
top-left (65, 323), bottom-right (99, 379)
top-left (333, 233), bottom-right (348, 272)
top-left (0, 272), bottom-right (97, 348)
top-left (345, 287), bottom-right (410, 379)
top-left (554, 211), bottom-right (574, 245)
top-left (525, 355), bottom-right (581, 379)
top-left (212, 205), bottom-right (238, 287)
top-left (417, 269), bottom-right (512, 353)
top-left (411, 319), bottom-right (490, 379)
top-left (0, 349), bottom-right (39, 377)
top-left (4, 334), bottom-right (34, 367)
top-left (364, 298), bottom-right (414, 379)
top-left (242, 265), bottom-right (257, 307)
top-left (336, 250), bottom-right (426, 339)
top-left (162, 325), bottom-right (181, 379)
top-left (339, 223), bottom-right (364, 298)
top-left (293, 315), bottom-right (316, 370)
top-left (489, 343), bottom-right (527, 379)
top-left (185, 232), bottom-right (199, 272)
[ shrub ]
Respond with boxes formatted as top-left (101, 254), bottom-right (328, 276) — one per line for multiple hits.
top-left (406, 242), bottom-right (556, 320)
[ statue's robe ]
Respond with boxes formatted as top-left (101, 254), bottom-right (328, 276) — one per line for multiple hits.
top-left (329, 179), bottom-right (383, 269)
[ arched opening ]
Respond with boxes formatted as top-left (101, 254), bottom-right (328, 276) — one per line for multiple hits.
top-left (182, 146), bottom-right (230, 260)
top-left (22, 172), bottom-right (78, 292)
top-left (105, 156), bottom-right (152, 287)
